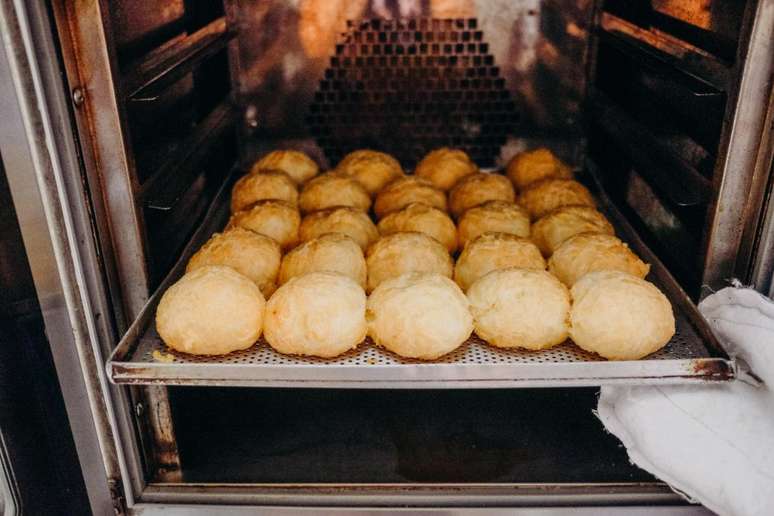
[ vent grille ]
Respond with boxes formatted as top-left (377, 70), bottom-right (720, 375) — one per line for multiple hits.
top-left (308, 18), bottom-right (519, 169)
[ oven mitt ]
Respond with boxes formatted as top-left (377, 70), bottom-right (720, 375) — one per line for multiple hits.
top-left (597, 285), bottom-right (774, 516)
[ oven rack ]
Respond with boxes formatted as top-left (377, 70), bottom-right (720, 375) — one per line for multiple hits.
top-left (107, 165), bottom-right (734, 388)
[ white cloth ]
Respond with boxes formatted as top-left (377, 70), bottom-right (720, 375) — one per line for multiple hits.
top-left (597, 286), bottom-right (774, 516)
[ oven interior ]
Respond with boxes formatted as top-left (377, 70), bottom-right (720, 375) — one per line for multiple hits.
top-left (51, 0), bottom-right (765, 502)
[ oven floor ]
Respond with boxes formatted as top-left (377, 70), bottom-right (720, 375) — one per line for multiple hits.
top-left (169, 388), bottom-right (654, 483)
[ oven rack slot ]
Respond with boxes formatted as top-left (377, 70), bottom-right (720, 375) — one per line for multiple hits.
top-left (598, 13), bottom-right (731, 92)
top-left (591, 93), bottom-right (712, 208)
top-left (122, 17), bottom-right (235, 102)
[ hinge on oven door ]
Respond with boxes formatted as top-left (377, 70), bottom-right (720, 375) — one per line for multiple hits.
top-left (108, 478), bottom-right (126, 516)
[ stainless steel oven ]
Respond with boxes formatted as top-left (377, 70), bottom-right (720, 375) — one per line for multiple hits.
top-left (0, 0), bottom-right (772, 514)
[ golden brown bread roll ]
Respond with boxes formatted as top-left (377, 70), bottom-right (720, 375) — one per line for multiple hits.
top-left (250, 150), bottom-right (319, 184)
top-left (548, 233), bottom-right (650, 286)
top-left (454, 232), bottom-right (546, 291)
top-left (231, 170), bottom-right (298, 213)
top-left (569, 271), bottom-right (675, 360)
top-left (414, 147), bottom-right (478, 191)
top-left (531, 205), bottom-right (614, 256)
top-left (366, 272), bottom-right (473, 360)
top-left (298, 172), bottom-right (371, 214)
top-left (227, 200), bottom-right (300, 251)
top-left (377, 203), bottom-right (458, 253)
top-left (506, 147), bottom-right (572, 190)
top-left (156, 265), bottom-right (265, 355)
top-left (518, 178), bottom-right (595, 220)
top-left (373, 176), bottom-right (447, 219)
top-left (468, 267), bottom-right (570, 350)
top-left (264, 272), bottom-right (367, 358)
top-left (448, 173), bottom-right (516, 218)
top-left (299, 206), bottom-right (379, 251)
top-left (366, 232), bottom-right (453, 293)
top-left (186, 227), bottom-right (281, 297)
top-left (335, 149), bottom-right (404, 195)
top-left (456, 200), bottom-right (530, 248)
top-left (279, 233), bottom-right (366, 288)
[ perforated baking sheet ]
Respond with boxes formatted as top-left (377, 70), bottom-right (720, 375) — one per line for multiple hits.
top-left (107, 166), bottom-right (734, 388)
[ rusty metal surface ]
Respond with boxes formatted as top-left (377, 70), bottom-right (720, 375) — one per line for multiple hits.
top-left (52, 0), bottom-right (150, 320)
top-left (233, 0), bottom-right (594, 167)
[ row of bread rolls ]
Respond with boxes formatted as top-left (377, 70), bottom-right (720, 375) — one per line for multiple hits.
top-left (156, 147), bottom-right (675, 362)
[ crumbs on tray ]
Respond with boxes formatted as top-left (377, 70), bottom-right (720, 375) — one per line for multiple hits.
top-left (152, 350), bottom-right (175, 363)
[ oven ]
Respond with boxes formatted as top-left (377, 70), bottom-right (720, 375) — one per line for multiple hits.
top-left (0, 0), bottom-right (772, 514)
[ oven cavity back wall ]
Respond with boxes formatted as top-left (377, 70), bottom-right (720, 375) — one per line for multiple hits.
top-left (308, 18), bottom-right (517, 168)
top-left (234, 0), bottom-right (595, 168)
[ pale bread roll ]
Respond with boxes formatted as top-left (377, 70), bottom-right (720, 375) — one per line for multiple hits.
top-left (366, 272), bottom-right (473, 360)
top-left (264, 272), bottom-right (367, 358)
top-left (377, 202), bottom-right (458, 252)
top-left (299, 206), bottom-right (378, 251)
top-left (186, 227), bottom-right (280, 297)
top-left (366, 232), bottom-right (453, 293)
top-left (531, 205), bottom-right (614, 256)
top-left (373, 176), bottom-right (447, 219)
top-left (454, 232), bottom-right (545, 291)
top-left (448, 172), bottom-right (516, 218)
top-left (156, 265), bottom-right (265, 355)
top-left (227, 200), bottom-right (300, 250)
top-left (414, 147), bottom-right (478, 191)
top-left (548, 232), bottom-right (650, 287)
top-left (250, 150), bottom-right (319, 184)
top-left (335, 149), bottom-right (404, 195)
top-left (231, 170), bottom-right (298, 213)
top-left (468, 268), bottom-right (570, 350)
top-left (570, 271), bottom-right (675, 360)
top-left (279, 233), bottom-right (366, 288)
top-left (456, 200), bottom-right (530, 248)
top-left (299, 172), bottom-right (371, 214)
top-left (518, 178), bottom-right (595, 220)
top-left (506, 147), bottom-right (572, 190)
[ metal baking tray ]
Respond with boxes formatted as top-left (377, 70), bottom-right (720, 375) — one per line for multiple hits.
top-left (107, 165), bottom-right (734, 388)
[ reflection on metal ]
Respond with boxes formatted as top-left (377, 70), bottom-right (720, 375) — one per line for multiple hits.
top-left (742, 74), bottom-right (774, 294)
top-left (0, 429), bottom-right (18, 516)
top-left (132, 477), bottom-right (716, 514)
top-left (234, 0), bottom-right (594, 166)
top-left (140, 386), bottom-right (182, 482)
top-left (307, 18), bottom-right (519, 167)
top-left (600, 12), bottom-right (730, 91)
top-left (51, 0), bottom-right (150, 321)
top-left (702, 0), bottom-right (774, 293)
top-left (127, 505), bottom-right (714, 516)
top-left (0, 1), bottom-right (126, 512)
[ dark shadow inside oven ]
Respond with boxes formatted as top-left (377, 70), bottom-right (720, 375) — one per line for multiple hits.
top-left (169, 387), bottom-right (654, 483)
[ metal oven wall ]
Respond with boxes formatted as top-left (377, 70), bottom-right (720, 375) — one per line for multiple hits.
top-left (232, 0), bottom-right (595, 169)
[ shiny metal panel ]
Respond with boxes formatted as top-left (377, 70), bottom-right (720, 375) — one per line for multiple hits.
top-left (0, 0), bottom-right (166, 511)
top-left (137, 482), bottom-right (688, 509)
top-left (234, 0), bottom-right (594, 166)
top-left (0, 428), bottom-right (18, 516)
top-left (743, 82), bottom-right (774, 294)
top-left (702, 0), bottom-right (774, 292)
top-left (130, 508), bottom-right (711, 516)
top-left (50, 0), bottom-right (150, 321)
